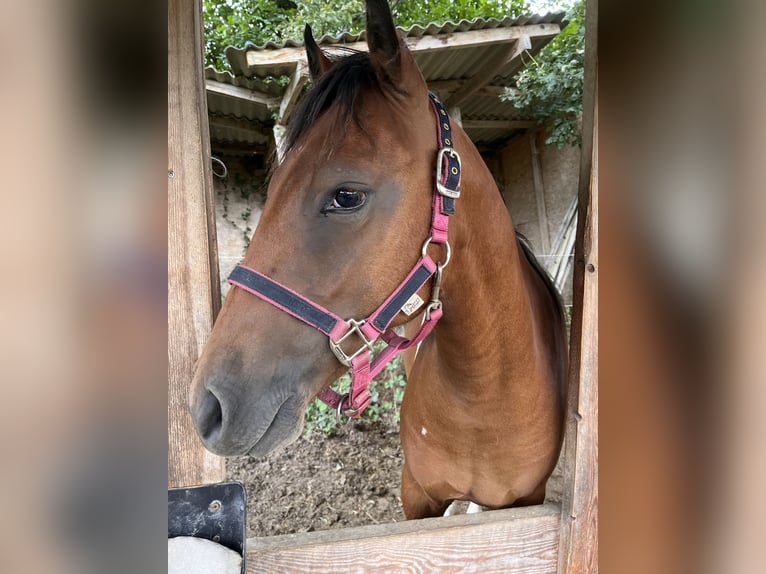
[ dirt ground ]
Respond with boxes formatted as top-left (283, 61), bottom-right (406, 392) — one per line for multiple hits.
top-left (226, 416), bottom-right (564, 538)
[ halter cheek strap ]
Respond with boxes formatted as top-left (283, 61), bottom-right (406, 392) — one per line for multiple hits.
top-left (227, 92), bottom-right (460, 421)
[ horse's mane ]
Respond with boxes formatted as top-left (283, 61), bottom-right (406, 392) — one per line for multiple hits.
top-left (285, 51), bottom-right (393, 154)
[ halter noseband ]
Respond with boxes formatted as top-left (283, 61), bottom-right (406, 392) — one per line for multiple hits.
top-left (227, 92), bottom-right (461, 422)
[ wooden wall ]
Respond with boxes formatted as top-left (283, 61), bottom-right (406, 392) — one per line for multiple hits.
top-left (168, 0), bottom-right (225, 487)
top-left (499, 132), bottom-right (581, 304)
top-left (557, 0), bottom-right (599, 569)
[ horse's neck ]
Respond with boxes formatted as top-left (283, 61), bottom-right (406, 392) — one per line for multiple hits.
top-left (430, 150), bottom-right (536, 382)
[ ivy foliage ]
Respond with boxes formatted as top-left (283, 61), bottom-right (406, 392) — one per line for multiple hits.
top-left (501, 0), bottom-right (585, 147)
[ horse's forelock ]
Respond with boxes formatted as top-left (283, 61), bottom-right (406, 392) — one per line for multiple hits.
top-left (284, 51), bottom-right (403, 155)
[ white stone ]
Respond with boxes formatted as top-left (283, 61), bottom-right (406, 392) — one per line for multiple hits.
top-left (168, 536), bottom-right (242, 574)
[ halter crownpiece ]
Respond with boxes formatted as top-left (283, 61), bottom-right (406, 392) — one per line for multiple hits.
top-left (227, 92), bottom-right (461, 422)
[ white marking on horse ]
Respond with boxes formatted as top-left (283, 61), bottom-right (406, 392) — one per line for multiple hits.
top-left (421, 426), bottom-right (428, 437)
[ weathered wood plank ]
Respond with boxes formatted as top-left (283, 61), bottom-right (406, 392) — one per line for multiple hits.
top-left (245, 24), bottom-right (561, 70)
top-left (205, 79), bottom-right (281, 109)
top-left (462, 119), bottom-right (536, 130)
top-left (429, 80), bottom-right (508, 97)
top-left (247, 504), bottom-right (561, 573)
top-left (557, 0), bottom-right (598, 571)
top-left (209, 115), bottom-right (270, 135)
top-left (278, 62), bottom-right (309, 123)
top-left (448, 105), bottom-right (463, 128)
top-left (168, 0), bottom-right (224, 487)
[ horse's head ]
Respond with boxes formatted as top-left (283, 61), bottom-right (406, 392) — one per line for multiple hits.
top-left (190, 0), bottom-right (443, 457)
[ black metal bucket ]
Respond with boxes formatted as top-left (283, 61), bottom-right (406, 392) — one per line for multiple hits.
top-left (168, 481), bottom-right (246, 573)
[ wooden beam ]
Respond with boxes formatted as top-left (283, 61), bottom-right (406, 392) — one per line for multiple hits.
top-left (557, 0), bottom-right (598, 571)
top-left (548, 197), bottom-right (578, 291)
top-left (278, 62), bottom-right (309, 124)
top-left (445, 35), bottom-right (532, 108)
top-left (209, 141), bottom-right (269, 156)
top-left (168, 0), bottom-right (225, 487)
top-left (247, 504), bottom-right (561, 573)
top-left (448, 106), bottom-right (463, 128)
top-left (205, 79), bottom-right (281, 109)
top-left (273, 124), bottom-right (287, 164)
top-left (462, 119), bottom-right (536, 130)
top-left (209, 115), bottom-right (270, 135)
top-left (531, 132), bottom-right (551, 253)
top-left (245, 24), bottom-right (560, 71)
top-left (428, 80), bottom-right (508, 97)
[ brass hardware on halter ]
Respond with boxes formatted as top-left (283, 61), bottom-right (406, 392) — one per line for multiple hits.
top-left (335, 395), bottom-right (365, 425)
top-left (328, 318), bottom-right (375, 367)
top-left (421, 237), bottom-right (451, 322)
top-left (435, 147), bottom-right (461, 199)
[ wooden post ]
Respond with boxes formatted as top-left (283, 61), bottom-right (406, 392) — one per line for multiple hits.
top-left (557, 0), bottom-right (598, 571)
top-left (448, 106), bottom-right (463, 128)
top-left (273, 124), bottom-right (287, 165)
top-left (530, 132), bottom-right (551, 254)
top-left (168, 0), bottom-right (225, 487)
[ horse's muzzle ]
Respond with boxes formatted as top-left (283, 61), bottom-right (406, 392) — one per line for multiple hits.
top-left (190, 379), bottom-right (304, 458)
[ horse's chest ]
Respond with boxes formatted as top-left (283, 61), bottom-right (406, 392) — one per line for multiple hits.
top-left (402, 419), bottom-right (493, 489)
top-left (400, 407), bottom-right (541, 506)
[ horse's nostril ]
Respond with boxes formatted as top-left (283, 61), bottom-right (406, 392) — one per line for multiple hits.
top-left (196, 390), bottom-right (223, 440)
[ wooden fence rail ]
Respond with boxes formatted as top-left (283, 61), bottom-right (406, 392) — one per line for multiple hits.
top-left (247, 504), bottom-right (561, 573)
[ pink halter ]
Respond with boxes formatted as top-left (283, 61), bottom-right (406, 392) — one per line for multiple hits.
top-left (227, 92), bottom-right (461, 422)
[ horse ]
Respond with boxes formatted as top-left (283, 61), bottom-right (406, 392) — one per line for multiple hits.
top-left (190, 0), bottom-right (567, 519)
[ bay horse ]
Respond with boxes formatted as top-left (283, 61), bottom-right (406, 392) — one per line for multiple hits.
top-left (190, 0), bottom-right (567, 519)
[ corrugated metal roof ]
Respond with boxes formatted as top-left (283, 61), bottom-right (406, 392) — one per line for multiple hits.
top-left (205, 67), bottom-right (284, 96)
top-left (226, 13), bottom-right (565, 53)
top-left (207, 13), bottom-right (567, 152)
top-left (205, 67), bottom-right (280, 152)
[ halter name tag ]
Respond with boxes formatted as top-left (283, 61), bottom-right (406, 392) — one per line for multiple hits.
top-left (401, 293), bottom-right (425, 316)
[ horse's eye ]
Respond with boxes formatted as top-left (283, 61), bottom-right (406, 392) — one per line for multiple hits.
top-left (331, 189), bottom-right (366, 210)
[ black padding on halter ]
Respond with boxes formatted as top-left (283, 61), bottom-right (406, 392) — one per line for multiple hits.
top-left (371, 263), bottom-right (433, 331)
top-left (228, 266), bottom-right (339, 335)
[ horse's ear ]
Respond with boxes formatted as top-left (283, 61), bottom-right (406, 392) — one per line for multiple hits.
top-left (365, 0), bottom-right (419, 89)
top-left (304, 24), bottom-right (333, 82)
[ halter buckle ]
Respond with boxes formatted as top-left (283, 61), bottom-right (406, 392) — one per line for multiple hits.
top-left (329, 319), bottom-right (375, 367)
top-left (436, 147), bottom-right (461, 199)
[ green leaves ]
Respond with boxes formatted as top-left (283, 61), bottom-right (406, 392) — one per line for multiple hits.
top-left (391, 0), bottom-right (529, 27)
top-left (303, 353), bottom-right (408, 435)
top-left (501, 0), bottom-right (585, 148)
top-left (203, 0), bottom-right (297, 71)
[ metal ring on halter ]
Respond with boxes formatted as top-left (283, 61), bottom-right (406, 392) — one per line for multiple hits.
top-left (424, 299), bottom-right (442, 322)
top-left (421, 236), bottom-right (452, 269)
top-left (335, 395), bottom-right (362, 425)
